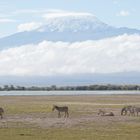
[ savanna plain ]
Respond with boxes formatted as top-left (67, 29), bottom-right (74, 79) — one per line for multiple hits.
top-left (0, 94), bottom-right (140, 140)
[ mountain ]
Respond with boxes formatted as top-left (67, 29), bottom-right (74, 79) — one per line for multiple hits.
top-left (0, 72), bottom-right (140, 86)
top-left (0, 14), bottom-right (140, 49)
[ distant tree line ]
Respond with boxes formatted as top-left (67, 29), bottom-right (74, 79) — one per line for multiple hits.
top-left (0, 84), bottom-right (140, 91)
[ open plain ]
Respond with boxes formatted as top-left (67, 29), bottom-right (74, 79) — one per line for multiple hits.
top-left (0, 94), bottom-right (140, 140)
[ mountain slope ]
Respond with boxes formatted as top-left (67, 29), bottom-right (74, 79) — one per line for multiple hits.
top-left (0, 72), bottom-right (140, 86)
top-left (0, 14), bottom-right (140, 49)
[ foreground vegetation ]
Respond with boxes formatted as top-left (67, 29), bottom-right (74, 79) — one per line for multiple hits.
top-left (0, 95), bottom-right (140, 140)
top-left (1, 123), bottom-right (140, 140)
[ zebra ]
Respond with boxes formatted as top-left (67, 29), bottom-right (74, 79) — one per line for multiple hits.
top-left (52, 105), bottom-right (69, 118)
top-left (0, 107), bottom-right (4, 119)
top-left (133, 107), bottom-right (140, 116)
top-left (98, 109), bottom-right (114, 116)
top-left (121, 106), bottom-right (135, 116)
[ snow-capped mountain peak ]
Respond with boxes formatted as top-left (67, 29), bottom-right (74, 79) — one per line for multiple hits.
top-left (0, 11), bottom-right (140, 49)
top-left (38, 12), bottom-right (110, 32)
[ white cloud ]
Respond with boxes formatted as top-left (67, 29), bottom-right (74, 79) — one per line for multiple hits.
top-left (117, 10), bottom-right (130, 16)
top-left (0, 18), bottom-right (16, 23)
top-left (13, 9), bottom-right (42, 14)
top-left (17, 22), bottom-right (42, 32)
top-left (13, 9), bottom-right (67, 15)
top-left (13, 9), bottom-right (94, 20)
top-left (0, 34), bottom-right (140, 76)
top-left (43, 10), bottom-right (94, 19)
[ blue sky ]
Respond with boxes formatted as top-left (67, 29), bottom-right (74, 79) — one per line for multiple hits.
top-left (0, 0), bottom-right (140, 37)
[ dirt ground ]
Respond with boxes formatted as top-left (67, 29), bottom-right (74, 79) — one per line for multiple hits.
top-left (0, 94), bottom-right (140, 128)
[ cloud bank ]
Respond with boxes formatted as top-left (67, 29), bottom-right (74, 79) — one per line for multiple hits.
top-left (0, 34), bottom-right (140, 76)
top-left (43, 10), bottom-right (94, 19)
top-left (17, 22), bottom-right (42, 32)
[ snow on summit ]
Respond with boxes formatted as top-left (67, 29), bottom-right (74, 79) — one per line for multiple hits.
top-left (39, 11), bottom-right (109, 32)
top-left (0, 10), bottom-right (140, 48)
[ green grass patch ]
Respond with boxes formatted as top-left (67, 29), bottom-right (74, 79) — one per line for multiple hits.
top-left (0, 123), bottom-right (140, 140)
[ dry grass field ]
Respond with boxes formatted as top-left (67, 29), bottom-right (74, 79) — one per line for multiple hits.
top-left (0, 94), bottom-right (140, 140)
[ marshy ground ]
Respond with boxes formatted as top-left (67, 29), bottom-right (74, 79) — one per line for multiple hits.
top-left (0, 94), bottom-right (140, 140)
